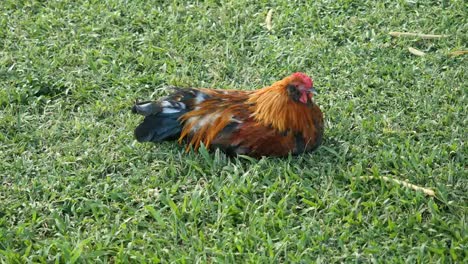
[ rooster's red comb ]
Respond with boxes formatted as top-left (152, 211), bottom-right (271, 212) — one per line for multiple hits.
top-left (292, 72), bottom-right (313, 88)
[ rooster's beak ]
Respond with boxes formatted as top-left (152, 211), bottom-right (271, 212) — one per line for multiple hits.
top-left (308, 87), bottom-right (318, 96)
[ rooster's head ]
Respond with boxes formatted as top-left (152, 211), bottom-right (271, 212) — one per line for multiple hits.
top-left (285, 72), bottom-right (317, 104)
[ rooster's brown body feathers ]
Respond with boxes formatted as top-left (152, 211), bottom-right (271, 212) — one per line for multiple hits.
top-left (133, 73), bottom-right (323, 157)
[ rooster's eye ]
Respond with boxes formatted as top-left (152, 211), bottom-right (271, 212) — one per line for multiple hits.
top-left (286, 84), bottom-right (301, 102)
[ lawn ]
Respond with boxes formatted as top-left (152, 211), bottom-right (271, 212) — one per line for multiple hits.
top-left (0, 0), bottom-right (467, 262)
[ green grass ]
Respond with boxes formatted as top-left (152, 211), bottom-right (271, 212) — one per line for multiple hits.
top-left (1, 0), bottom-right (467, 262)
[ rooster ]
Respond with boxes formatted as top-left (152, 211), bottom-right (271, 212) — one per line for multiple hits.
top-left (132, 72), bottom-right (323, 157)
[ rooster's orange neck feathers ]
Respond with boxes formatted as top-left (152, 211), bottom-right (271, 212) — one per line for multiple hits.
top-left (248, 75), bottom-right (316, 138)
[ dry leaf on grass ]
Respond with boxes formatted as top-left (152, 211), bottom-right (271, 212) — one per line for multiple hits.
top-left (408, 47), bottom-right (426, 56)
top-left (265, 9), bottom-right (273, 31)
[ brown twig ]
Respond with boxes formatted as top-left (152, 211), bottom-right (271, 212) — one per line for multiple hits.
top-left (389, 31), bottom-right (449, 39)
top-left (358, 176), bottom-right (436, 197)
top-left (449, 50), bottom-right (468, 56)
